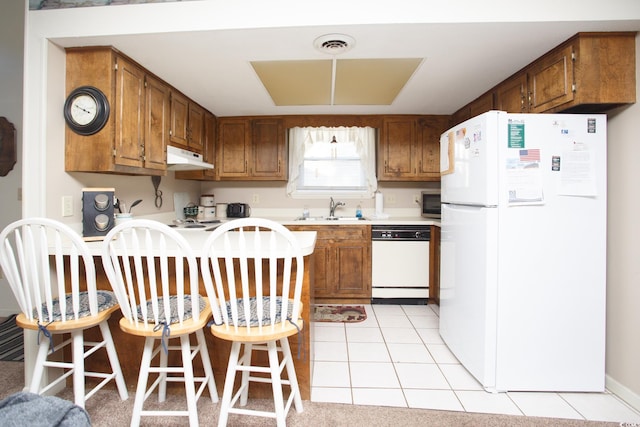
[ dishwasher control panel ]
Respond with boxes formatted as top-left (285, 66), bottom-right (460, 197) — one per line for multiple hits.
top-left (371, 225), bottom-right (430, 241)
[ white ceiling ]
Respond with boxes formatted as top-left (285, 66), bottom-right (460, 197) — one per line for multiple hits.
top-left (51, 18), bottom-right (640, 117)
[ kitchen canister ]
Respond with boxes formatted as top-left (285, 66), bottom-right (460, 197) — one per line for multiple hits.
top-left (197, 206), bottom-right (216, 221)
top-left (216, 203), bottom-right (228, 218)
top-left (200, 194), bottom-right (215, 207)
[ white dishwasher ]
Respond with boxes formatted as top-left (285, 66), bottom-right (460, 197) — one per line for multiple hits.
top-left (371, 225), bottom-right (430, 304)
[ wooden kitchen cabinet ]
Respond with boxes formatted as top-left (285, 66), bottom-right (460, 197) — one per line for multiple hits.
top-left (252, 118), bottom-right (286, 179)
top-left (454, 31), bottom-right (636, 121)
top-left (528, 32), bottom-right (636, 112)
top-left (378, 115), bottom-right (450, 182)
top-left (217, 117), bottom-right (286, 180)
top-left (451, 92), bottom-right (495, 125)
top-left (65, 47), bottom-right (168, 175)
top-left (494, 72), bottom-right (527, 113)
top-left (287, 225), bottom-right (371, 302)
top-left (175, 111), bottom-right (217, 180)
top-left (169, 90), bottom-right (205, 153)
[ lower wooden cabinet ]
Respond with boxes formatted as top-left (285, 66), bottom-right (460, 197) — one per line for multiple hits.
top-left (288, 225), bottom-right (371, 301)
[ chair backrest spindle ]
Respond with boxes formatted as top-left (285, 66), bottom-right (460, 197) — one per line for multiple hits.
top-left (200, 218), bottom-right (304, 336)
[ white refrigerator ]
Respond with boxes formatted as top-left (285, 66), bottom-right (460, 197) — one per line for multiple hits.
top-left (439, 110), bottom-right (606, 392)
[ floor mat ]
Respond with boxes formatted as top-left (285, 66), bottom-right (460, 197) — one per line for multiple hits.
top-left (0, 314), bottom-right (24, 362)
top-left (313, 305), bottom-right (367, 323)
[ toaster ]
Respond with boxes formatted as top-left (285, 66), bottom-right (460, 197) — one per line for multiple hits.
top-left (227, 203), bottom-right (251, 218)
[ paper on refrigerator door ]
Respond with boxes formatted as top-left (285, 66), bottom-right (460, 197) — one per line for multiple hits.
top-left (558, 148), bottom-right (598, 196)
top-left (440, 131), bottom-right (455, 175)
top-left (506, 148), bottom-right (544, 205)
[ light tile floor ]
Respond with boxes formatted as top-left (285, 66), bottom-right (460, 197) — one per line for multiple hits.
top-left (311, 303), bottom-right (640, 423)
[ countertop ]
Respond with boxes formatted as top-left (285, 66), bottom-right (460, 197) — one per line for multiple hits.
top-left (150, 208), bottom-right (440, 228)
top-left (81, 228), bottom-right (317, 257)
top-left (65, 209), bottom-right (438, 254)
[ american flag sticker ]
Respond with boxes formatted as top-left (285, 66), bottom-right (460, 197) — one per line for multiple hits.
top-left (519, 149), bottom-right (540, 162)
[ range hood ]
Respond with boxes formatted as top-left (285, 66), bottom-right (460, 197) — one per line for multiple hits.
top-left (166, 145), bottom-right (214, 171)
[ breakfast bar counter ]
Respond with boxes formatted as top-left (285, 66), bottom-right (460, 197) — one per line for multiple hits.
top-left (72, 227), bottom-right (317, 400)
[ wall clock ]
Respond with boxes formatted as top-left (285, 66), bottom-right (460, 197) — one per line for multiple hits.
top-left (0, 117), bottom-right (16, 177)
top-left (63, 86), bottom-right (110, 136)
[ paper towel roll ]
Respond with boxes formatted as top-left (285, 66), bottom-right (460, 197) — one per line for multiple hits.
top-left (375, 192), bottom-right (384, 214)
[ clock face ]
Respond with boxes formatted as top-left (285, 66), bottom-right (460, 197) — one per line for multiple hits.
top-left (64, 86), bottom-right (110, 136)
top-left (70, 94), bottom-right (98, 126)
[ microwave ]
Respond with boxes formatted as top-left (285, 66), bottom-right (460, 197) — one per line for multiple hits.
top-left (421, 189), bottom-right (441, 218)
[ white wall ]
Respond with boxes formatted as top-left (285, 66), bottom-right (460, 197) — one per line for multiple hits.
top-left (0, 0), bottom-right (24, 315)
top-left (603, 33), bottom-right (640, 409)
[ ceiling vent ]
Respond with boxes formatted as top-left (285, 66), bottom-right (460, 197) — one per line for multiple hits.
top-left (314, 34), bottom-right (355, 55)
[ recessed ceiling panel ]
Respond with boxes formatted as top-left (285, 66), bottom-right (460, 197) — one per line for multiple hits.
top-left (251, 60), bottom-right (333, 106)
top-left (334, 58), bottom-right (422, 105)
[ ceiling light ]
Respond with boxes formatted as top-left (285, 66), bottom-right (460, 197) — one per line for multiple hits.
top-left (314, 34), bottom-right (356, 55)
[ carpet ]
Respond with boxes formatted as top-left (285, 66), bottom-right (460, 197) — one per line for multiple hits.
top-left (0, 314), bottom-right (24, 362)
top-left (313, 305), bottom-right (367, 323)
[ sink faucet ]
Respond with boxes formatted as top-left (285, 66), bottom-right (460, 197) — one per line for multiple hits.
top-left (329, 197), bottom-right (345, 217)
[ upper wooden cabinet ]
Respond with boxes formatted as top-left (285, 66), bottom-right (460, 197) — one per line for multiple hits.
top-left (175, 111), bottom-right (216, 181)
top-left (494, 72), bottom-right (527, 113)
top-left (216, 117), bottom-right (286, 180)
top-left (169, 90), bottom-right (205, 153)
top-left (529, 32), bottom-right (636, 112)
top-left (456, 32), bottom-right (636, 121)
top-left (65, 47), bottom-right (169, 175)
top-left (452, 92), bottom-right (495, 125)
top-left (378, 115), bottom-right (450, 182)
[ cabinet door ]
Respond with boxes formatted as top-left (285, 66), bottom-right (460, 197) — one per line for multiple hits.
top-left (217, 118), bottom-right (250, 178)
top-left (495, 72), bottom-right (528, 113)
top-left (169, 91), bottom-right (189, 147)
top-left (334, 243), bottom-right (371, 298)
top-left (188, 102), bottom-right (205, 152)
top-left (468, 92), bottom-right (494, 117)
top-left (143, 75), bottom-right (169, 171)
top-left (114, 56), bottom-right (145, 168)
top-left (310, 240), bottom-right (332, 297)
top-left (252, 118), bottom-right (286, 179)
top-left (528, 44), bottom-right (574, 113)
top-left (174, 112), bottom-right (217, 181)
top-left (378, 117), bottom-right (417, 180)
top-left (202, 112), bottom-right (216, 179)
top-left (416, 116), bottom-right (450, 179)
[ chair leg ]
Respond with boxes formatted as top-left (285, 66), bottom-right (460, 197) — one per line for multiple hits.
top-left (267, 340), bottom-right (286, 427)
top-left (195, 329), bottom-right (218, 403)
top-left (98, 320), bottom-right (128, 401)
top-left (239, 343), bottom-right (253, 406)
top-left (280, 337), bottom-right (303, 413)
top-left (131, 337), bottom-right (154, 427)
top-left (29, 338), bottom-right (50, 394)
top-left (71, 330), bottom-right (86, 408)
top-left (158, 340), bottom-right (168, 403)
top-left (180, 335), bottom-right (199, 427)
top-left (218, 341), bottom-right (241, 427)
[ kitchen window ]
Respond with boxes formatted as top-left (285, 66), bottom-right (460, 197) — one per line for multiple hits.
top-left (287, 126), bottom-right (377, 199)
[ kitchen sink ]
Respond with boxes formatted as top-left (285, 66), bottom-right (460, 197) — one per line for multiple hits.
top-left (168, 219), bottom-right (221, 231)
top-left (295, 216), bottom-right (368, 221)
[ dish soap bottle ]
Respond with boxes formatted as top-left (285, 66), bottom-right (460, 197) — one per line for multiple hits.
top-left (356, 204), bottom-right (362, 218)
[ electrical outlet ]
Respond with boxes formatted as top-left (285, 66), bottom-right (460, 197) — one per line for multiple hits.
top-left (385, 194), bottom-right (396, 205)
top-left (62, 196), bottom-right (73, 217)
top-left (17, 187), bottom-right (22, 201)
top-left (413, 194), bottom-right (420, 204)
top-left (252, 193), bottom-right (260, 204)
